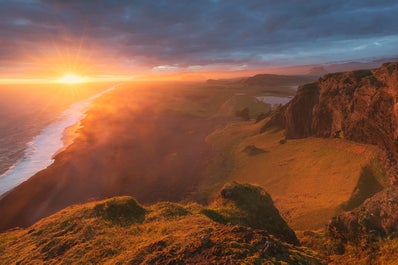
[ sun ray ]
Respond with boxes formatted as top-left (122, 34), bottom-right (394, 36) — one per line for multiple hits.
top-left (58, 73), bottom-right (86, 84)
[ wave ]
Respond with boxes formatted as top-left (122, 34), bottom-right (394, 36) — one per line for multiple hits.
top-left (0, 86), bottom-right (116, 196)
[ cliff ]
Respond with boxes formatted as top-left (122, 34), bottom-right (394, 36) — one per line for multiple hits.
top-left (263, 62), bottom-right (398, 182)
top-left (287, 63), bottom-right (398, 142)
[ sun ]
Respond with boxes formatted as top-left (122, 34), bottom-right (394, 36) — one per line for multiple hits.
top-left (58, 73), bottom-right (87, 84)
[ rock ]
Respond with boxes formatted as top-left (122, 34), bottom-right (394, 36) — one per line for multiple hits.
top-left (285, 82), bottom-right (320, 138)
top-left (262, 62), bottom-right (398, 183)
top-left (260, 104), bottom-right (287, 132)
top-left (242, 145), bottom-right (266, 156)
top-left (217, 182), bottom-right (299, 245)
top-left (328, 187), bottom-right (398, 246)
top-left (264, 62), bottom-right (398, 147)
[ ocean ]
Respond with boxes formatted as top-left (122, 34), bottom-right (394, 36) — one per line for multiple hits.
top-left (0, 83), bottom-right (115, 196)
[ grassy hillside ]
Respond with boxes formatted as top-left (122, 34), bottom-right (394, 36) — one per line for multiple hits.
top-left (204, 118), bottom-right (386, 230)
top-left (0, 77), bottom-right (313, 232)
top-left (0, 74), bottom-right (390, 265)
top-left (0, 183), bottom-right (321, 264)
top-left (299, 223), bottom-right (398, 264)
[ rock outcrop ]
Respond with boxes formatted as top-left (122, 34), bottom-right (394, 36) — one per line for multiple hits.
top-left (0, 184), bottom-right (321, 264)
top-left (327, 187), bottom-right (398, 253)
top-left (215, 182), bottom-right (299, 245)
top-left (262, 62), bottom-right (398, 182)
top-left (287, 64), bottom-right (398, 144)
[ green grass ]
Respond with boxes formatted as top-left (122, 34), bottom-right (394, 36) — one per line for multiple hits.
top-left (93, 196), bottom-right (146, 226)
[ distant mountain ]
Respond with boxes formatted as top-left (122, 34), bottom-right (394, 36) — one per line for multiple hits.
top-left (323, 57), bottom-right (398, 73)
top-left (243, 74), bottom-right (315, 89)
top-left (307, 66), bottom-right (328, 76)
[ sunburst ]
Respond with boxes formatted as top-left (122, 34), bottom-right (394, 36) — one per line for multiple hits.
top-left (58, 73), bottom-right (86, 84)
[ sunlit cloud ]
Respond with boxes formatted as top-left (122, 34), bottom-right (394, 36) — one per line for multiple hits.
top-left (0, 0), bottom-right (398, 79)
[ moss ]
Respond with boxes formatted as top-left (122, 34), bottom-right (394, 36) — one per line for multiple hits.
top-left (94, 196), bottom-right (146, 226)
top-left (0, 185), bottom-right (322, 264)
top-left (145, 202), bottom-right (191, 223)
top-left (41, 238), bottom-right (77, 260)
top-left (211, 182), bottom-right (299, 245)
top-left (200, 209), bottom-right (227, 224)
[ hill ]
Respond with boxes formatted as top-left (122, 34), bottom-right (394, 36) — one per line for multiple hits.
top-left (264, 62), bottom-right (398, 183)
top-left (0, 183), bottom-right (321, 264)
top-left (299, 187), bottom-right (398, 264)
top-left (204, 117), bottom-right (385, 230)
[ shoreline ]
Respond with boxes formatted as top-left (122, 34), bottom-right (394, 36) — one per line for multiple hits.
top-left (0, 85), bottom-right (116, 196)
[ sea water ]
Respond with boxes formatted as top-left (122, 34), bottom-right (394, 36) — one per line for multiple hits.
top-left (0, 86), bottom-right (115, 196)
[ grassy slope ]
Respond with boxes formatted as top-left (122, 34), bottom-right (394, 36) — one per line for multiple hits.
top-left (1, 76), bottom-right (390, 263)
top-left (205, 118), bottom-right (384, 230)
top-left (0, 189), bottom-right (321, 264)
top-left (162, 78), bottom-right (387, 231)
top-left (299, 229), bottom-right (398, 265)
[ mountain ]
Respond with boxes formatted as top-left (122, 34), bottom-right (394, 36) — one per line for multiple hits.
top-left (243, 74), bottom-right (315, 94)
top-left (307, 66), bottom-right (328, 77)
top-left (0, 183), bottom-right (321, 264)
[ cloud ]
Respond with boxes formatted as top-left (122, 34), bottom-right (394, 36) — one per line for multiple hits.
top-left (1, 0), bottom-right (398, 76)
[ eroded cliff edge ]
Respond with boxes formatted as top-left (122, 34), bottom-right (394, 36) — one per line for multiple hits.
top-left (263, 62), bottom-right (398, 183)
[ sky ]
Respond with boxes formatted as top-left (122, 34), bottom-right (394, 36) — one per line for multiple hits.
top-left (1, 0), bottom-right (398, 79)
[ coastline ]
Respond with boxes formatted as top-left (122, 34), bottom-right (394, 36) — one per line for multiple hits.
top-left (0, 85), bottom-right (116, 197)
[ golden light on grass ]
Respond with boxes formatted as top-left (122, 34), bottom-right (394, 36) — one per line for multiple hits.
top-left (58, 73), bottom-right (87, 84)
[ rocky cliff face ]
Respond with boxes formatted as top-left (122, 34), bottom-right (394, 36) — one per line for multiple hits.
top-left (286, 63), bottom-right (398, 143)
top-left (327, 187), bottom-right (398, 254)
top-left (263, 62), bottom-right (398, 182)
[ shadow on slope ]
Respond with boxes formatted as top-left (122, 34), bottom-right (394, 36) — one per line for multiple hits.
top-left (341, 159), bottom-right (387, 211)
top-left (0, 183), bottom-right (321, 265)
top-left (202, 182), bottom-right (298, 245)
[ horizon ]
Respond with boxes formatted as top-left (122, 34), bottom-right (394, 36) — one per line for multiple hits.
top-left (1, 1), bottom-right (398, 83)
top-left (3, 2), bottom-right (398, 263)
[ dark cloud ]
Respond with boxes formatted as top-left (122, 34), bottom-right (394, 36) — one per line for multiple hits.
top-left (1, 0), bottom-right (398, 76)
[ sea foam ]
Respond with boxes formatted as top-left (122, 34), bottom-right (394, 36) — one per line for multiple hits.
top-left (0, 86), bottom-right (115, 196)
